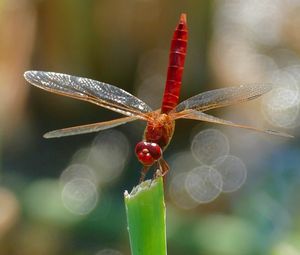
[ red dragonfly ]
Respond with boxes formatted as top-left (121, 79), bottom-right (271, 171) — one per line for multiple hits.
top-left (24, 13), bottom-right (291, 182)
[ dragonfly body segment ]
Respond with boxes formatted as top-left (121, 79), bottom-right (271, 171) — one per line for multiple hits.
top-left (24, 13), bottom-right (292, 183)
top-left (161, 13), bottom-right (188, 114)
top-left (144, 112), bottom-right (175, 150)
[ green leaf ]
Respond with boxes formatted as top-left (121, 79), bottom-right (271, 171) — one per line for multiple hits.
top-left (124, 177), bottom-right (167, 255)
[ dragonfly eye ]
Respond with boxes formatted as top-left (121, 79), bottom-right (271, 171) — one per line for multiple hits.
top-left (135, 141), bottom-right (162, 166)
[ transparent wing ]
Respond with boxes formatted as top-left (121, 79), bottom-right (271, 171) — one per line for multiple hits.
top-left (174, 83), bottom-right (272, 113)
top-left (178, 110), bottom-right (293, 138)
top-left (24, 71), bottom-right (152, 118)
top-left (44, 116), bottom-right (140, 138)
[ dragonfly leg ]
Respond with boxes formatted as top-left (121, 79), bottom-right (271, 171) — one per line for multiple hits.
top-left (139, 165), bottom-right (150, 183)
top-left (150, 165), bottom-right (163, 187)
top-left (156, 158), bottom-right (170, 184)
top-left (159, 158), bottom-right (170, 176)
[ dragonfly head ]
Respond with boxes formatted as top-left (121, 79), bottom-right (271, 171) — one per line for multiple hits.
top-left (135, 141), bottom-right (162, 166)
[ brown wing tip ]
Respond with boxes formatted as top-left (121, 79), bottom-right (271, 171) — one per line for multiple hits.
top-left (24, 70), bottom-right (41, 85)
top-left (43, 131), bottom-right (58, 139)
top-left (24, 70), bottom-right (35, 82)
top-left (180, 13), bottom-right (187, 24)
top-left (265, 130), bottom-right (294, 138)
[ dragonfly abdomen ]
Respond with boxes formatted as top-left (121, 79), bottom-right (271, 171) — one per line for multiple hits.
top-left (161, 13), bottom-right (188, 113)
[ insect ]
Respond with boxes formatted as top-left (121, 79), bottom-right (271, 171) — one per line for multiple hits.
top-left (24, 13), bottom-right (291, 182)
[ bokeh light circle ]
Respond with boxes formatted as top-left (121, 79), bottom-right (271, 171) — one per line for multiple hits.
top-left (262, 86), bottom-right (300, 128)
top-left (185, 166), bottom-right (223, 203)
top-left (71, 147), bottom-right (91, 164)
top-left (214, 155), bottom-right (247, 193)
top-left (62, 178), bottom-right (98, 215)
top-left (0, 188), bottom-right (19, 237)
top-left (168, 173), bottom-right (199, 210)
top-left (191, 129), bottom-right (230, 165)
top-left (60, 164), bottom-right (97, 184)
top-left (88, 130), bottom-right (130, 183)
top-left (167, 150), bottom-right (198, 178)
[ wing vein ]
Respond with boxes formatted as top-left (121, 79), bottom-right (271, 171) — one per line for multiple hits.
top-left (174, 83), bottom-right (273, 113)
top-left (44, 116), bottom-right (140, 138)
top-left (24, 71), bottom-right (152, 118)
top-left (179, 110), bottom-right (293, 138)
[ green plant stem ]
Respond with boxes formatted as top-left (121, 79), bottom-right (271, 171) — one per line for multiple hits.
top-left (124, 177), bottom-right (167, 255)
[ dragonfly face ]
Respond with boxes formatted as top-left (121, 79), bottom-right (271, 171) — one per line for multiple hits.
top-left (135, 142), bottom-right (162, 166)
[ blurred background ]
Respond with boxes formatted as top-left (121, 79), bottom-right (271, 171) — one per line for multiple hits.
top-left (1, 0), bottom-right (300, 254)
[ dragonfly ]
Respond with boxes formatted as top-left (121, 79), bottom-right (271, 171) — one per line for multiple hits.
top-left (24, 13), bottom-right (291, 182)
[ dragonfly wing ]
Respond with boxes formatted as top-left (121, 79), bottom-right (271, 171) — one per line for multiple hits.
top-left (180, 110), bottom-right (293, 138)
top-left (24, 71), bottom-right (152, 117)
top-left (174, 83), bottom-right (273, 112)
top-left (44, 116), bottom-right (140, 138)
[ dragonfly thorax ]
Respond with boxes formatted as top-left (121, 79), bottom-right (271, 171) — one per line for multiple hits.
top-left (144, 113), bottom-right (175, 150)
top-left (135, 141), bottom-right (162, 166)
